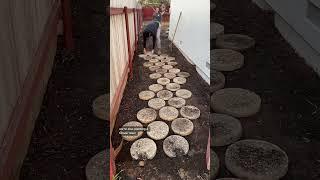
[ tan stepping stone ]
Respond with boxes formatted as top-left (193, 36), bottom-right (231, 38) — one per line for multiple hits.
top-left (166, 83), bottom-right (181, 91)
top-left (92, 94), bottom-right (109, 120)
top-left (156, 68), bottom-right (168, 74)
top-left (211, 150), bottom-right (220, 179)
top-left (225, 139), bottom-right (289, 180)
top-left (161, 59), bottom-right (171, 63)
top-left (130, 138), bottom-right (157, 160)
top-left (148, 84), bottom-right (164, 92)
top-left (211, 49), bottom-right (244, 71)
top-left (157, 90), bottom-right (174, 100)
top-left (171, 118), bottom-right (194, 136)
top-left (137, 108), bottom-right (157, 124)
top-left (155, 62), bottom-right (166, 66)
top-left (149, 59), bottom-right (159, 63)
top-left (147, 121), bottom-right (169, 140)
top-left (164, 72), bottom-right (176, 79)
top-left (173, 77), bottom-right (187, 84)
top-left (149, 73), bottom-right (162, 79)
top-left (157, 77), bottom-right (171, 85)
top-left (180, 106), bottom-right (200, 120)
top-left (150, 54), bottom-right (158, 58)
top-left (163, 135), bottom-right (189, 158)
top-left (148, 98), bottom-right (166, 110)
top-left (211, 70), bottom-right (225, 93)
top-left (211, 113), bottom-right (242, 147)
top-left (167, 57), bottom-right (175, 61)
top-left (167, 62), bottom-right (178, 66)
top-left (168, 97), bottom-right (186, 108)
top-left (145, 56), bottom-right (152, 60)
top-left (85, 150), bottom-right (108, 180)
top-left (177, 72), bottom-right (190, 78)
top-left (211, 23), bottom-right (224, 39)
top-left (143, 62), bottom-right (154, 67)
top-left (149, 66), bottom-right (160, 71)
top-left (160, 54), bottom-right (169, 58)
top-left (138, 54), bottom-right (147, 58)
top-left (139, 90), bottom-right (155, 100)
top-left (211, 88), bottom-right (261, 117)
top-left (176, 89), bottom-right (192, 99)
top-left (162, 65), bottom-right (174, 70)
top-left (216, 34), bottom-right (255, 51)
top-left (159, 106), bottom-right (179, 121)
top-left (121, 121), bottom-right (144, 141)
top-left (169, 68), bottom-right (181, 74)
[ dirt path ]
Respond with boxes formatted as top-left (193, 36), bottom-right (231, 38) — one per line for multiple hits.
top-left (20, 0), bottom-right (108, 179)
top-left (212, 0), bottom-right (320, 179)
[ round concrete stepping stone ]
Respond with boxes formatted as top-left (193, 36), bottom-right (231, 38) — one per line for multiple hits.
top-left (130, 138), bottom-right (157, 160)
top-left (137, 108), bottom-right (157, 124)
top-left (180, 106), bottom-right (200, 120)
top-left (162, 65), bottom-right (173, 70)
top-left (211, 113), bottom-right (242, 147)
top-left (121, 121), bottom-right (144, 141)
top-left (211, 88), bottom-right (261, 117)
top-left (164, 72), bottom-right (176, 79)
top-left (161, 59), bottom-right (171, 63)
top-left (216, 34), bottom-right (255, 51)
top-left (149, 59), bottom-right (159, 63)
top-left (211, 23), bottom-right (224, 39)
top-left (150, 54), bottom-right (158, 58)
top-left (157, 90), bottom-right (174, 100)
top-left (148, 84), bottom-right (164, 92)
top-left (168, 97), bottom-right (186, 108)
top-left (155, 62), bottom-right (166, 66)
top-left (167, 62), bottom-right (178, 66)
top-left (176, 89), bottom-right (192, 99)
top-left (163, 135), bottom-right (189, 158)
top-left (225, 139), bottom-right (289, 180)
top-left (177, 72), bottom-right (190, 78)
top-left (149, 73), bottom-right (162, 79)
top-left (157, 77), bottom-right (171, 85)
top-left (171, 118), bottom-right (194, 136)
top-left (211, 150), bottom-right (220, 179)
top-left (169, 68), bottom-right (181, 74)
top-left (166, 83), bottom-right (181, 91)
top-left (143, 62), bottom-right (154, 67)
top-left (148, 98), bottom-right (166, 110)
top-left (211, 49), bottom-right (244, 71)
top-left (167, 57), bottom-right (175, 61)
top-left (160, 54), bottom-right (169, 58)
top-left (173, 77), bottom-right (187, 84)
top-left (139, 90), bottom-right (155, 100)
top-left (138, 54), bottom-right (147, 58)
top-left (149, 66), bottom-right (160, 71)
top-left (211, 70), bottom-right (225, 93)
top-left (85, 150), bottom-right (108, 180)
top-left (159, 106), bottom-right (179, 121)
top-left (147, 121), bottom-right (169, 140)
top-left (92, 94), bottom-right (109, 120)
top-left (145, 56), bottom-right (152, 60)
top-left (156, 68), bottom-right (168, 74)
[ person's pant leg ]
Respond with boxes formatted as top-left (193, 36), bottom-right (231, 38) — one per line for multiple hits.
top-left (156, 24), bottom-right (161, 50)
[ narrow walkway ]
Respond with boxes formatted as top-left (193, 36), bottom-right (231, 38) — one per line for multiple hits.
top-left (20, 1), bottom-right (108, 179)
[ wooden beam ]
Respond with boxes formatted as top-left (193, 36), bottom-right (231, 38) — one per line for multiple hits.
top-left (62, 0), bottom-right (74, 50)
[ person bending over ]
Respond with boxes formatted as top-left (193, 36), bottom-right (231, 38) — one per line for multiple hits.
top-left (143, 21), bottom-right (160, 54)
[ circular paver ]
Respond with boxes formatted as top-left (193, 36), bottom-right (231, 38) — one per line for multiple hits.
top-left (225, 140), bottom-right (289, 180)
top-left (139, 90), bottom-right (155, 100)
top-left (211, 49), bottom-right (244, 71)
top-left (169, 68), bottom-right (181, 74)
top-left (167, 57), bottom-right (175, 61)
top-left (167, 62), bottom-right (178, 66)
top-left (211, 23), bottom-right (224, 39)
top-left (173, 77), bottom-right (187, 84)
top-left (211, 70), bottom-right (225, 93)
top-left (85, 150), bottom-right (108, 180)
top-left (148, 84), bottom-right (163, 92)
top-left (164, 72), bottom-right (176, 79)
top-left (177, 72), bottom-right (190, 78)
top-left (176, 89), bottom-right (192, 99)
top-left (121, 121), bottom-right (144, 141)
top-left (211, 150), bottom-right (220, 179)
top-left (216, 34), bottom-right (255, 51)
top-left (171, 118), bottom-right (194, 136)
top-left (157, 90), bottom-right (174, 100)
top-left (156, 68), bottom-right (168, 74)
top-left (143, 62), bottom-right (154, 67)
top-left (147, 121), bottom-right (170, 140)
top-left (92, 94), bottom-right (109, 120)
top-left (161, 59), bottom-right (170, 63)
top-left (180, 106), bottom-right (200, 120)
top-left (137, 108), bottom-right (157, 124)
top-left (157, 77), bottom-right (171, 85)
top-left (159, 106), bottom-right (179, 121)
top-left (168, 97), bottom-right (186, 108)
top-left (149, 59), bottom-right (159, 63)
top-left (211, 88), bottom-right (261, 117)
top-left (160, 54), bottom-right (169, 58)
top-left (163, 135), bottom-right (189, 158)
top-left (155, 62), bottom-right (166, 66)
top-left (130, 138), bottom-right (157, 160)
top-left (138, 54), bottom-right (147, 58)
top-left (148, 98), bottom-right (166, 110)
top-left (166, 83), bottom-right (181, 91)
top-left (162, 65), bottom-right (173, 70)
top-left (149, 73), bottom-right (162, 79)
top-left (149, 66), bottom-right (160, 71)
top-left (145, 56), bottom-right (152, 60)
top-left (211, 113), bottom-right (242, 147)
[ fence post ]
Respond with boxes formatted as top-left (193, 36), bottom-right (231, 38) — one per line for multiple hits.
top-left (133, 8), bottom-right (138, 50)
top-left (61, 0), bottom-right (74, 50)
top-left (124, 7), bottom-right (133, 78)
